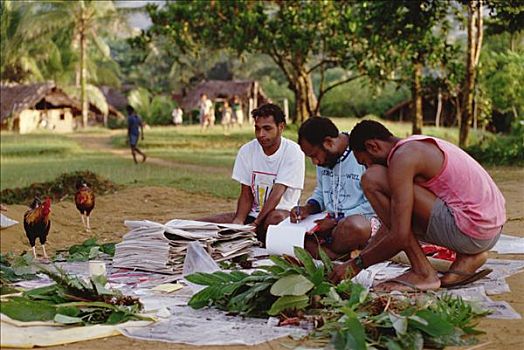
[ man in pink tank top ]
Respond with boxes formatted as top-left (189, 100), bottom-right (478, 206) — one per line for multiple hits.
top-left (329, 120), bottom-right (506, 291)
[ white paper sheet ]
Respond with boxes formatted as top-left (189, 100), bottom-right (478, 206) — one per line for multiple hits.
top-left (491, 234), bottom-right (524, 254)
top-left (0, 213), bottom-right (18, 229)
top-left (480, 301), bottom-right (522, 319)
top-left (266, 213), bottom-right (326, 257)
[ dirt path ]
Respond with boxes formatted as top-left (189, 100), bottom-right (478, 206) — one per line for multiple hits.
top-left (1, 134), bottom-right (523, 350)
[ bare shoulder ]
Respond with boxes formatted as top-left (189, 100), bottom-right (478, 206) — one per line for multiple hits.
top-left (390, 139), bottom-right (444, 180)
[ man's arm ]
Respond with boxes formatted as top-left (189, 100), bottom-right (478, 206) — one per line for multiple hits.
top-left (140, 119), bottom-right (144, 140)
top-left (232, 184), bottom-right (254, 224)
top-left (252, 183), bottom-right (287, 226)
top-left (329, 149), bottom-right (419, 283)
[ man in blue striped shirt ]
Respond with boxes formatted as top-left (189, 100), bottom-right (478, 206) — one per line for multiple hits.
top-left (291, 117), bottom-right (379, 260)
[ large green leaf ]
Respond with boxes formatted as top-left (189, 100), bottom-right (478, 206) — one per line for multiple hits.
top-left (270, 274), bottom-right (314, 296)
top-left (410, 309), bottom-right (455, 337)
top-left (293, 247), bottom-right (317, 277)
top-left (267, 295), bottom-right (309, 316)
top-left (1, 297), bottom-right (57, 321)
top-left (318, 248), bottom-right (333, 274)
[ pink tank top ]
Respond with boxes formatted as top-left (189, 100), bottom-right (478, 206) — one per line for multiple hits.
top-left (387, 135), bottom-right (506, 240)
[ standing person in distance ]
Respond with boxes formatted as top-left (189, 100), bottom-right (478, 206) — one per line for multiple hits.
top-left (127, 105), bottom-right (146, 164)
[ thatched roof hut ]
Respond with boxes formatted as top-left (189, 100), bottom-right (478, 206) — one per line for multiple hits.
top-left (0, 82), bottom-right (78, 122)
top-left (180, 80), bottom-right (267, 111)
top-left (0, 82), bottom-right (123, 132)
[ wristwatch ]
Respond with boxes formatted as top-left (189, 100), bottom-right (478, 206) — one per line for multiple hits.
top-left (354, 255), bottom-right (365, 270)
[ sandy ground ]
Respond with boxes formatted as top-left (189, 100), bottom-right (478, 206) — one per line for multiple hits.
top-left (1, 151), bottom-right (523, 349)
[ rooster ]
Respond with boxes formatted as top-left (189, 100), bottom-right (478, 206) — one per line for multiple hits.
top-left (75, 180), bottom-right (95, 231)
top-left (23, 197), bottom-right (51, 259)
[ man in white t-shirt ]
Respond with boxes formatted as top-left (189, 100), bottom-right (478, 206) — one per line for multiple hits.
top-left (199, 93), bottom-right (213, 130)
top-left (199, 103), bottom-right (305, 243)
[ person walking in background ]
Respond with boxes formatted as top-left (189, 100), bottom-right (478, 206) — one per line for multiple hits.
top-left (221, 100), bottom-right (233, 134)
top-left (126, 105), bottom-right (147, 164)
top-left (172, 106), bottom-right (183, 126)
top-left (232, 95), bottom-right (244, 126)
top-left (199, 93), bottom-right (213, 131)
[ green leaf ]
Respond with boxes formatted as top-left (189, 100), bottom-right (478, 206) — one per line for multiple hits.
top-left (410, 309), bottom-right (454, 337)
top-left (318, 248), bottom-right (333, 274)
top-left (270, 274), bottom-right (314, 296)
top-left (88, 246), bottom-right (101, 259)
top-left (338, 315), bottom-right (367, 350)
top-left (269, 255), bottom-right (293, 270)
top-left (293, 246), bottom-right (317, 277)
top-left (389, 312), bottom-right (408, 335)
top-left (54, 313), bottom-right (83, 324)
top-left (1, 297), bottom-right (57, 321)
top-left (267, 295), bottom-right (309, 316)
top-left (311, 281), bottom-right (333, 296)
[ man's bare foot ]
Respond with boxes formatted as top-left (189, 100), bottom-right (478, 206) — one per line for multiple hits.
top-left (440, 251), bottom-right (488, 286)
top-left (142, 154), bottom-right (147, 163)
top-left (374, 270), bottom-right (441, 292)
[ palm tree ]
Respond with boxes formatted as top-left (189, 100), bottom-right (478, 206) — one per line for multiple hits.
top-left (3, 1), bottom-right (130, 127)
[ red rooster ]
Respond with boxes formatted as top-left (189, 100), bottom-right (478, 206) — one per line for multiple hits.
top-left (75, 180), bottom-right (95, 231)
top-left (23, 197), bottom-right (51, 259)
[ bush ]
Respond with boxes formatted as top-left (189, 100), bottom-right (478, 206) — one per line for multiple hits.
top-left (466, 121), bottom-right (524, 166)
top-left (0, 171), bottom-right (119, 205)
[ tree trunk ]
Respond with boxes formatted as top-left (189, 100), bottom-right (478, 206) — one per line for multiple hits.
top-left (293, 70), bottom-right (318, 123)
top-left (79, 7), bottom-right (88, 129)
top-left (460, 0), bottom-right (483, 148)
top-left (412, 61), bottom-right (423, 135)
top-left (435, 89), bottom-right (442, 127)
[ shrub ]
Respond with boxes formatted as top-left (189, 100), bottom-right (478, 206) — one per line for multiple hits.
top-left (466, 121), bottom-right (524, 166)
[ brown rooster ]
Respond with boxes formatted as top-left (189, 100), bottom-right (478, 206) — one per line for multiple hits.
top-left (23, 197), bottom-right (51, 259)
top-left (75, 180), bottom-right (95, 231)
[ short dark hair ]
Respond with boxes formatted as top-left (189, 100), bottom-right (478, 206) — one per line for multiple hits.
top-left (126, 105), bottom-right (135, 114)
top-left (251, 103), bottom-right (286, 124)
top-left (349, 120), bottom-right (394, 151)
top-left (298, 117), bottom-right (339, 146)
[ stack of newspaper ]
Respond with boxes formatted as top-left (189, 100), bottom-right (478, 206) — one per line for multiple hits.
top-left (113, 219), bottom-right (257, 275)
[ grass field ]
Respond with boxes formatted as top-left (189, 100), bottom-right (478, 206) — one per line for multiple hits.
top-left (0, 118), bottom-right (488, 200)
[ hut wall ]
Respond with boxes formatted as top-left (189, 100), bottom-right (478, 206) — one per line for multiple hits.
top-left (18, 110), bottom-right (41, 134)
top-left (45, 108), bottom-right (74, 133)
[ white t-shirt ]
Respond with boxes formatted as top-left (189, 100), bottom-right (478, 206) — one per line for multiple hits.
top-left (232, 137), bottom-right (305, 218)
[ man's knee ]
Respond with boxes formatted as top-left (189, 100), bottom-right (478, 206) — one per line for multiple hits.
top-left (361, 165), bottom-right (388, 194)
top-left (262, 210), bottom-right (289, 226)
top-left (333, 215), bottom-right (372, 249)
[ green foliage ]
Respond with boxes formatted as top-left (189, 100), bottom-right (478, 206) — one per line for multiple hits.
top-left (466, 126), bottom-right (524, 166)
top-left (0, 170), bottom-right (118, 205)
top-left (479, 50), bottom-right (524, 118)
top-left (55, 237), bottom-right (116, 262)
top-left (187, 247), bottom-right (334, 317)
top-left (128, 88), bottom-right (176, 125)
top-left (1, 264), bottom-right (149, 325)
top-left (187, 247), bottom-right (487, 349)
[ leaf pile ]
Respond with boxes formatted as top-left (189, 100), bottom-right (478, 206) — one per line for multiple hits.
top-left (186, 247), bottom-right (489, 349)
top-left (54, 237), bottom-right (116, 262)
top-left (0, 170), bottom-right (119, 204)
top-left (1, 264), bottom-right (149, 325)
top-left (1, 253), bottom-right (38, 294)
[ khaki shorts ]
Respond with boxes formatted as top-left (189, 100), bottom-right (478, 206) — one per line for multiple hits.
top-left (415, 198), bottom-right (502, 255)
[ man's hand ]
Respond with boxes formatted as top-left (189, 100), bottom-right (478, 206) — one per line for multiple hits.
top-left (290, 205), bottom-right (309, 223)
top-left (329, 260), bottom-right (359, 284)
top-left (307, 217), bottom-right (336, 235)
top-left (141, 135), bottom-right (144, 141)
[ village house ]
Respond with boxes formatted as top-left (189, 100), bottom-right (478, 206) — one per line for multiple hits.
top-left (0, 82), bottom-right (123, 134)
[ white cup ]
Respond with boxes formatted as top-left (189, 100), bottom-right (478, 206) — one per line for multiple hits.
top-left (89, 260), bottom-right (107, 277)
